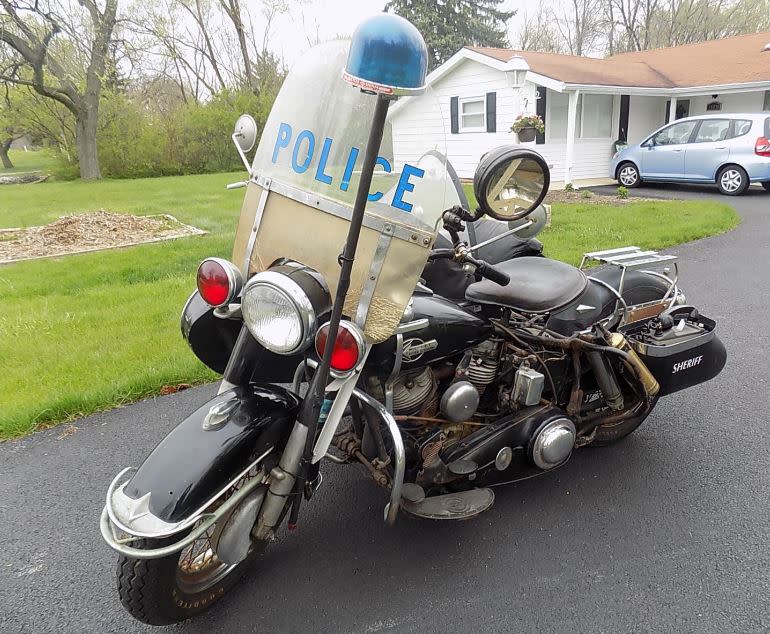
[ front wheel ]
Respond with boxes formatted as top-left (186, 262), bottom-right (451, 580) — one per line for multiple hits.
top-left (116, 524), bottom-right (266, 625)
top-left (762, 181), bottom-right (770, 192)
top-left (717, 165), bottom-right (749, 196)
top-left (617, 162), bottom-right (641, 188)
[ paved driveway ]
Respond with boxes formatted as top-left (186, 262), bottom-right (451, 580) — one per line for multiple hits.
top-left (1, 186), bottom-right (769, 633)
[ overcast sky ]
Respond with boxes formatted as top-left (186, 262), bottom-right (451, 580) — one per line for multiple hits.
top-left (271, 0), bottom-right (529, 66)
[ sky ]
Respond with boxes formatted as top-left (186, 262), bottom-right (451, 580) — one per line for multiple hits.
top-left (270, 0), bottom-right (529, 66)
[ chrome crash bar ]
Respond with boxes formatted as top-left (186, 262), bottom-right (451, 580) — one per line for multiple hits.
top-left (293, 358), bottom-right (405, 525)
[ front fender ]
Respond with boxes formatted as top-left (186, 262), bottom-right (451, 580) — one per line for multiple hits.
top-left (116, 384), bottom-right (300, 530)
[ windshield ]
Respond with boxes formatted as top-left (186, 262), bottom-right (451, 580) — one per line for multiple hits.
top-left (237, 39), bottom-right (455, 343)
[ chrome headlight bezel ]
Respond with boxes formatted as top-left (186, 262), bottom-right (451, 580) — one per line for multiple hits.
top-left (241, 270), bottom-right (317, 355)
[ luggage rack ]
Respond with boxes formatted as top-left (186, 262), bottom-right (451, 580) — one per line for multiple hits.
top-left (580, 246), bottom-right (680, 325)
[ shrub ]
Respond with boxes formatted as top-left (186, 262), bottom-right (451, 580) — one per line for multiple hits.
top-left (581, 189), bottom-right (593, 199)
top-left (617, 186), bottom-right (629, 199)
top-left (564, 182), bottom-right (574, 192)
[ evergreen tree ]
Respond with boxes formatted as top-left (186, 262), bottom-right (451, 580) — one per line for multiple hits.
top-left (386, 0), bottom-right (516, 70)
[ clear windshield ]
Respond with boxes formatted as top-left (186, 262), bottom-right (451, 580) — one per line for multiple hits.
top-left (239, 40), bottom-right (455, 343)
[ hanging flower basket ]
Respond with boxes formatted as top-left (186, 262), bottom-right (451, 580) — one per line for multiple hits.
top-left (511, 114), bottom-right (544, 143)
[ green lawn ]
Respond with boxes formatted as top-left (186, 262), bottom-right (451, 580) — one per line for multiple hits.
top-left (0, 174), bottom-right (739, 439)
top-left (1, 148), bottom-right (63, 175)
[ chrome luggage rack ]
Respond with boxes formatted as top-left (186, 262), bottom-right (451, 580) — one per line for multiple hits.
top-left (580, 246), bottom-right (681, 325)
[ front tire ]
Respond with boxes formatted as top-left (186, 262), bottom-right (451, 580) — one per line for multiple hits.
top-left (617, 162), bottom-right (641, 188)
top-left (762, 181), bottom-right (770, 192)
top-left (116, 527), bottom-right (266, 625)
top-left (717, 165), bottom-right (749, 196)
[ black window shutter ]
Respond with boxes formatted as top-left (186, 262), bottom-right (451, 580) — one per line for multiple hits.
top-left (450, 97), bottom-right (459, 134)
top-left (486, 92), bottom-right (496, 132)
top-left (619, 95), bottom-right (630, 142)
top-left (535, 86), bottom-right (546, 144)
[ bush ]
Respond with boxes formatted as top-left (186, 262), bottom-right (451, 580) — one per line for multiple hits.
top-left (564, 182), bottom-right (574, 192)
top-left (581, 189), bottom-right (593, 199)
top-left (617, 186), bottom-right (629, 199)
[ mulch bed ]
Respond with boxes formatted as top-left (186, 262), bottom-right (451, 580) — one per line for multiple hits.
top-left (0, 173), bottom-right (49, 185)
top-left (0, 210), bottom-right (206, 264)
top-left (544, 189), bottom-right (656, 206)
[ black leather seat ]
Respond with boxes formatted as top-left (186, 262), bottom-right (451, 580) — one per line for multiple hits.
top-left (465, 257), bottom-right (588, 313)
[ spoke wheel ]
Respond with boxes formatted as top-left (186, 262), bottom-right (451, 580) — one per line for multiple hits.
top-left (718, 166), bottom-right (748, 196)
top-left (618, 163), bottom-right (640, 188)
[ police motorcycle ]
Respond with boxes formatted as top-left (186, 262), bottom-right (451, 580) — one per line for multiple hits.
top-left (100, 15), bottom-right (727, 626)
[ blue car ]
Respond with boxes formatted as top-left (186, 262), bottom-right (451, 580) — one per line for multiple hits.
top-left (610, 113), bottom-right (770, 195)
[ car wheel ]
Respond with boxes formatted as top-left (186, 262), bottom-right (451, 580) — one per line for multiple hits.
top-left (617, 162), bottom-right (641, 188)
top-left (717, 165), bottom-right (749, 196)
top-left (762, 181), bottom-right (770, 192)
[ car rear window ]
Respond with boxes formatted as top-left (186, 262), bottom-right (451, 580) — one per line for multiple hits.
top-left (731, 119), bottom-right (753, 139)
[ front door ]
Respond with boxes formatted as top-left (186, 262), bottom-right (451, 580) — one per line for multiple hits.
top-left (641, 120), bottom-right (698, 180)
top-left (684, 119), bottom-right (731, 181)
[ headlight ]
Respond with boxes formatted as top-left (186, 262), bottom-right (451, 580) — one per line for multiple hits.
top-left (241, 268), bottom-right (328, 355)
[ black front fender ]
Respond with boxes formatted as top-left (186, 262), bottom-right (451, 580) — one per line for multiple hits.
top-left (123, 384), bottom-right (301, 523)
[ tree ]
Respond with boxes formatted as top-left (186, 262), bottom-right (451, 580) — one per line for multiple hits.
top-left (385, 0), bottom-right (515, 69)
top-left (518, 3), bottom-right (565, 52)
top-left (555, 0), bottom-right (604, 55)
top-left (0, 0), bottom-right (118, 179)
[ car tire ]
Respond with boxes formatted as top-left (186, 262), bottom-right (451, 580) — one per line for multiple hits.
top-left (617, 162), bottom-right (641, 188)
top-left (762, 181), bottom-right (770, 192)
top-left (717, 165), bottom-right (749, 196)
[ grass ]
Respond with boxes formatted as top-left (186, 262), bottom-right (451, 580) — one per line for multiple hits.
top-left (1, 149), bottom-right (63, 175)
top-left (0, 175), bottom-right (739, 439)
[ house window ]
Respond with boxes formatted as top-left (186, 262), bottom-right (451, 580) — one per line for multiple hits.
top-left (578, 94), bottom-right (613, 138)
top-left (459, 97), bottom-right (486, 132)
top-left (764, 90), bottom-right (770, 112)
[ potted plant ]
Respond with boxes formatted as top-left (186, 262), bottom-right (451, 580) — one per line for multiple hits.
top-left (511, 114), bottom-right (544, 143)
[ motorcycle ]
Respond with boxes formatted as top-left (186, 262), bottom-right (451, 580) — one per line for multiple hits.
top-left (100, 15), bottom-right (727, 626)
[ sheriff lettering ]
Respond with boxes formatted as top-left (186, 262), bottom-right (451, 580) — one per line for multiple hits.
top-left (672, 355), bottom-right (704, 374)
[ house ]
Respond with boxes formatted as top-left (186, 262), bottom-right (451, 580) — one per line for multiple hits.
top-left (389, 31), bottom-right (770, 185)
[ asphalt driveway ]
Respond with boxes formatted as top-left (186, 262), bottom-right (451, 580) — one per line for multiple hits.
top-left (1, 184), bottom-right (768, 633)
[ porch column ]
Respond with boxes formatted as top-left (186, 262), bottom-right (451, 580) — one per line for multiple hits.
top-left (668, 96), bottom-right (678, 122)
top-left (565, 89), bottom-right (579, 185)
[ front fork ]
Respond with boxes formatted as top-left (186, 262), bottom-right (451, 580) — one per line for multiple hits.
top-left (223, 325), bottom-right (405, 535)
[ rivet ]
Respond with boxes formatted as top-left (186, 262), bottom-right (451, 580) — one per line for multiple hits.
top-left (423, 237), bottom-right (430, 245)
top-left (369, 275), bottom-right (376, 281)
top-left (410, 233), bottom-right (418, 241)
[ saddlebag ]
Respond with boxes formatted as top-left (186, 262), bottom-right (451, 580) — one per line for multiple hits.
top-left (620, 308), bottom-right (727, 396)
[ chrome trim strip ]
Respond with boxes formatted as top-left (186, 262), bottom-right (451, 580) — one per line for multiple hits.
top-left (396, 318), bottom-right (429, 334)
top-left (252, 174), bottom-right (432, 247)
top-left (355, 231), bottom-right (392, 328)
top-left (105, 447), bottom-right (273, 539)
top-left (243, 180), bottom-right (270, 275)
top-left (631, 326), bottom-right (715, 357)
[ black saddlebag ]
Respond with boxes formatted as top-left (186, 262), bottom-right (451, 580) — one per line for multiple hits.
top-left (620, 308), bottom-right (727, 396)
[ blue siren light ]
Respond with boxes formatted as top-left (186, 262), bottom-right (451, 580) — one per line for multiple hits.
top-left (343, 13), bottom-right (428, 96)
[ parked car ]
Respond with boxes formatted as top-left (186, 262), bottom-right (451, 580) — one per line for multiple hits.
top-left (610, 113), bottom-right (770, 195)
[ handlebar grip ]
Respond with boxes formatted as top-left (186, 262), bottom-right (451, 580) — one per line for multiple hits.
top-left (474, 259), bottom-right (510, 286)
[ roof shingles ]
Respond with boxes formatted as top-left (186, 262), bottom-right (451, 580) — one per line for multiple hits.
top-left (467, 31), bottom-right (770, 89)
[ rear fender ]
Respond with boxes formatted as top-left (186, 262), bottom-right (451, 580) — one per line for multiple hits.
top-left (108, 384), bottom-right (300, 535)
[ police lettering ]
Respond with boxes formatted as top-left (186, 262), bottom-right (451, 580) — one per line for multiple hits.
top-left (271, 122), bottom-right (424, 211)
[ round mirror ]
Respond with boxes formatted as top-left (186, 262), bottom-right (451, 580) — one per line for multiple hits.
top-left (233, 114), bottom-right (258, 153)
top-left (473, 146), bottom-right (550, 221)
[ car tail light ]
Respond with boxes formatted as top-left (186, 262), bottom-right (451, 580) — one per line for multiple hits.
top-left (197, 258), bottom-right (242, 307)
top-left (315, 321), bottom-right (364, 374)
top-left (755, 136), bottom-right (770, 157)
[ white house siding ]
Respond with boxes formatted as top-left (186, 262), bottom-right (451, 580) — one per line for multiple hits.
top-left (686, 90), bottom-right (766, 114)
top-left (391, 58), bottom-right (522, 179)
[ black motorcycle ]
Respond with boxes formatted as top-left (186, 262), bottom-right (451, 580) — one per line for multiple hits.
top-left (100, 21), bottom-right (727, 626)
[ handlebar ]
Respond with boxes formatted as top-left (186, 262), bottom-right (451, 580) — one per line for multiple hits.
top-left (428, 249), bottom-right (510, 286)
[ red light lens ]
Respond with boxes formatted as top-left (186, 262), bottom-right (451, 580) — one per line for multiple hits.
top-left (755, 137), bottom-right (770, 157)
top-left (315, 323), bottom-right (361, 372)
top-left (197, 259), bottom-right (231, 306)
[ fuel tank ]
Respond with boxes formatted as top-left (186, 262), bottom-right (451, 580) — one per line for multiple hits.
top-left (368, 292), bottom-right (493, 375)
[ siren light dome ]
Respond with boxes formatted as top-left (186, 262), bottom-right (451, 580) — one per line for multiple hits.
top-left (343, 13), bottom-right (428, 96)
